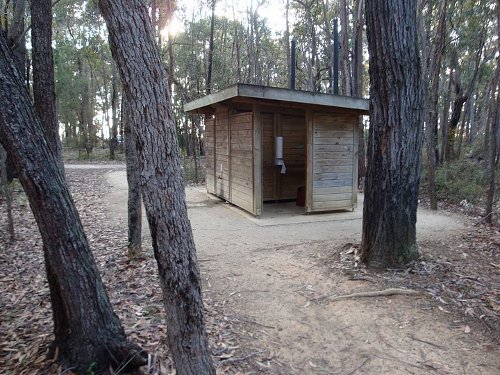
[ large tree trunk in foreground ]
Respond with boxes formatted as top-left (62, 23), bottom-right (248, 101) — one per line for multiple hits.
top-left (98, 1), bottom-right (215, 373)
top-left (361, 0), bottom-right (424, 268)
top-left (0, 32), bottom-right (146, 374)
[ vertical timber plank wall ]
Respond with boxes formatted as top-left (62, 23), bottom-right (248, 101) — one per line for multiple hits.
top-left (205, 117), bottom-right (215, 194)
top-left (253, 107), bottom-right (262, 216)
top-left (215, 107), bottom-right (230, 200)
top-left (279, 113), bottom-right (306, 199)
top-left (306, 107), bottom-right (313, 212)
top-left (262, 113), bottom-right (275, 201)
top-left (311, 113), bottom-right (357, 211)
top-left (229, 112), bottom-right (255, 214)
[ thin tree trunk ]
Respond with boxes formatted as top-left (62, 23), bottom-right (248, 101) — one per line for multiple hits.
top-left (361, 0), bottom-right (423, 268)
top-left (467, 94), bottom-right (476, 144)
top-left (485, 70), bottom-right (499, 224)
top-left (456, 89), bottom-right (471, 158)
top-left (206, 0), bottom-right (216, 94)
top-left (424, 0), bottom-right (447, 210)
top-left (0, 31), bottom-right (146, 373)
top-left (285, 0), bottom-right (291, 87)
top-left (339, 0), bottom-right (350, 95)
top-left (353, 0), bottom-right (365, 184)
top-left (98, 1), bottom-right (215, 373)
top-left (447, 34), bottom-right (484, 161)
top-left (166, 0), bottom-right (174, 90)
top-left (0, 145), bottom-right (14, 245)
top-left (110, 69), bottom-right (119, 159)
top-left (485, 7), bottom-right (500, 223)
top-left (439, 66), bottom-right (453, 164)
top-left (123, 95), bottom-right (142, 256)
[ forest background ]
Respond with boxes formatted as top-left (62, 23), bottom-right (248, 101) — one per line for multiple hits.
top-left (2, 0), bottom-right (497, 214)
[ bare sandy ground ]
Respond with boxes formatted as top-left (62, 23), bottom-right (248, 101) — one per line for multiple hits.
top-left (103, 168), bottom-right (499, 374)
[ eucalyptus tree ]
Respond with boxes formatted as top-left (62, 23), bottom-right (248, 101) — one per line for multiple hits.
top-left (419, 0), bottom-right (448, 210)
top-left (0, 28), bottom-right (147, 373)
top-left (361, 0), bottom-right (424, 268)
top-left (98, 0), bottom-right (215, 372)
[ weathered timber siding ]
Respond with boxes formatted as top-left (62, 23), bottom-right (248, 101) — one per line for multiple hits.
top-left (280, 114), bottom-right (306, 199)
top-left (215, 108), bottom-right (230, 199)
top-left (205, 118), bottom-right (215, 194)
top-left (311, 113), bottom-right (357, 211)
top-left (229, 112), bottom-right (254, 213)
top-left (262, 112), bottom-right (275, 200)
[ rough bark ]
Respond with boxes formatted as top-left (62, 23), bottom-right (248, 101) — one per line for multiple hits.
top-left (361, 0), bottom-right (424, 268)
top-left (424, 0), bottom-right (447, 210)
top-left (0, 31), bottom-right (146, 374)
top-left (5, 0), bottom-right (25, 182)
top-left (122, 95), bottom-right (142, 256)
top-left (97, 1), bottom-right (215, 373)
top-left (30, 0), bottom-right (62, 162)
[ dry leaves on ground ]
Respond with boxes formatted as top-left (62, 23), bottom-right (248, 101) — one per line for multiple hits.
top-left (0, 167), bottom-right (261, 374)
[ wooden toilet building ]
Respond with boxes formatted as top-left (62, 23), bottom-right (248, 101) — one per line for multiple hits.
top-left (184, 84), bottom-right (369, 217)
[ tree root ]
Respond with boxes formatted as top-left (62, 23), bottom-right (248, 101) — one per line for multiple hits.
top-left (314, 288), bottom-right (421, 303)
top-left (104, 341), bottom-right (148, 373)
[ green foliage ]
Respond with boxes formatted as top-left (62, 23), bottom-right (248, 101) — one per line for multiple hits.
top-left (86, 362), bottom-right (96, 375)
top-left (434, 160), bottom-right (488, 204)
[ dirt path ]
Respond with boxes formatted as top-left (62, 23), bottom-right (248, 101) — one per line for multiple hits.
top-left (105, 169), bottom-right (499, 374)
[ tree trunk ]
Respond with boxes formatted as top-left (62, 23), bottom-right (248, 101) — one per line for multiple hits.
top-left (110, 70), bottom-right (119, 159)
top-left (456, 89), bottom-right (471, 158)
top-left (5, 0), bottom-right (26, 182)
top-left (485, 4), bottom-right (500, 223)
top-left (439, 66), bottom-right (453, 164)
top-left (0, 145), bottom-right (14, 245)
top-left (361, 0), bottom-right (423, 268)
top-left (424, 0), bottom-right (447, 210)
top-left (447, 91), bottom-right (467, 160)
top-left (484, 91), bottom-right (498, 224)
top-left (97, 1), bottom-right (215, 373)
top-left (31, 0), bottom-right (62, 162)
top-left (0, 31), bottom-right (146, 374)
top-left (166, 0), bottom-right (174, 90)
top-left (122, 95), bottom-right (142, 256)
top-left (446, 35), bottom-right (484, 161)
top-left (206, 0), bottom-right (216, 94)
top-left (339, 0), bottom-right (350, 95)
top-left (353, 0), bottom-right (365, 184)
top-left (285, 0), bottom-right (291, 88)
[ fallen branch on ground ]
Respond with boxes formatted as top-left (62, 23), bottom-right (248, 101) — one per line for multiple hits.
top-left (313, 288), bottom-right (421, 303)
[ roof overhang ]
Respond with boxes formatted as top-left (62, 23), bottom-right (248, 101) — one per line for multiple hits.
top-left (184, 83), bottom-right (369, 114)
